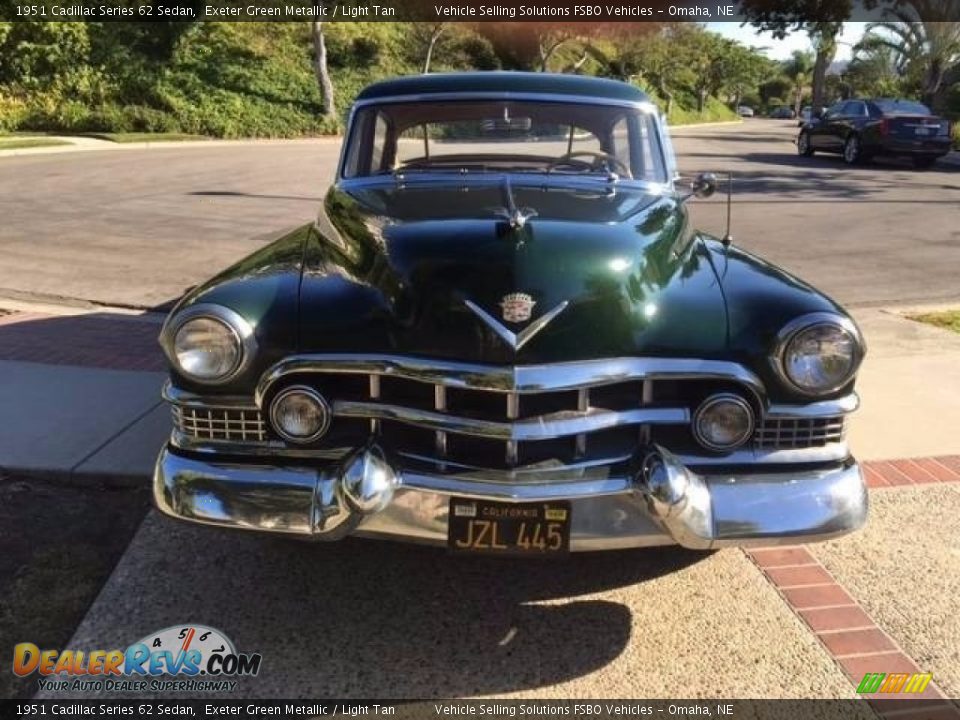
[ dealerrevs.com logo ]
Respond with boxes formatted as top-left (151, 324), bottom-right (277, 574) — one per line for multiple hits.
top-left (13, 624), bottom-right (262, 693)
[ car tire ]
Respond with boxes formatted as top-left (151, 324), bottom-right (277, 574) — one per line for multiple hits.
top-left (842, 135), bottom-right (861, 165)
top-left (797, 132), bottom-right (814, 157)
top-left (912, 156), bottom-right (937, 170)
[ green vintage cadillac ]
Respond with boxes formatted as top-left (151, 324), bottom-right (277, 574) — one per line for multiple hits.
top-left (154, 73), bottom-right (867, 554)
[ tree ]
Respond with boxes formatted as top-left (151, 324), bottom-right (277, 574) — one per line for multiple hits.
top-left (412, 22), bottom-right (448, 74)
top-left (846, 37), bottom-right (903, 97)
top-left (860, 1), bottom-right (960, 110)
top-left (738, 0), bottom-right (874, 111)
top-left (623, 25), bottom-right (693, 114)
top-left (783, 49), bottom-right (815, 116)
top-left (310, 20), bottom-right (335, 119)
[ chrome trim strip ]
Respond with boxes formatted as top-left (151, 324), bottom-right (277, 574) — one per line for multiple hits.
top-left (169, 429), bottom-right (850, 469)
top-left (163, 381), bottom-right (257, 410)
top-left (678, 441), bottom-right (849, 466)
top-left (575, 388), bottom-right (589, 457)
top-left (464, 299), bottom-right (570, 351)
top-left (331, 401), bottom-right (689, 441)
top-left (170, 431), bottom-right (349, 460)
top-left (369, 375), bottom-right (381, 434)
top-left (766, 393), bottom-right (859, 417)
top-left (352, 92), bottom-right (659, 113)
top-left (395, 450), bottom-right (634, 478)
top-left (254, 355), bottom-right (766, 406)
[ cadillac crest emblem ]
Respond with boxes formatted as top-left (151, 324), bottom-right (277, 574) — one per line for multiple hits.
top-left (500, 293), bottom-right (536, 323)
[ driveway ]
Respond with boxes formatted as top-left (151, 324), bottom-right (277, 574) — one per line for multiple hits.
top-left (0, 122), bottom-right (958, 309)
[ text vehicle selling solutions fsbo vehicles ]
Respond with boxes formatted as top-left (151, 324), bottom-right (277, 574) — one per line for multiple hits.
top-left (154, 73), bottom-right (868, 555)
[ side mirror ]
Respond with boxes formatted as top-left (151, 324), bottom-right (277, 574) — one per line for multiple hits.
top-left (690, 172), bottom-right (717, 199)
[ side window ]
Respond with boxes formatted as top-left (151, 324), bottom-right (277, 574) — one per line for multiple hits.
top-left (610, 116), bottom-right (630, 169)
top-left (370, 113), bottom-right (388, 172)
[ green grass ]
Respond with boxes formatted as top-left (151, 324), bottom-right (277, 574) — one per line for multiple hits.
top-left (909, 310), bottom-right (960, 334)
top-left (81, 132), bottom-right (209, 143)
top-left (0, 136), bottom-right (71, 150)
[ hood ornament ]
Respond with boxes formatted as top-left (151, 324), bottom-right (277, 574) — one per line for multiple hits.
top-left (493, 176), bottom-right (537, 231)
top-left (465, 296), bottom-right (569, 351)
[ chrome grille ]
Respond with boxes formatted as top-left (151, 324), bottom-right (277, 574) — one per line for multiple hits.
top-left (172, 406), bottom-right (266, 442)
top-left (754, 416), bottom-right (846, 449)
top-left (279, 371), bottom-right (684, 469)
top-left (165, 357), bottom-right (855, 467)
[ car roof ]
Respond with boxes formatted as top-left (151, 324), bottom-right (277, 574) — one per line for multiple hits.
top-left (355, 72), bottom-right (651, 104)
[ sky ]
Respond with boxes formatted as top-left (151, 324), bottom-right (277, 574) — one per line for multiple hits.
top-left (706, 22), bottom-right (870, 62)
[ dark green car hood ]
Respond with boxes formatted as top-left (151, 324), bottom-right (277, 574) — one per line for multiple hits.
top-left (299, 180), bottom-right (728, 364)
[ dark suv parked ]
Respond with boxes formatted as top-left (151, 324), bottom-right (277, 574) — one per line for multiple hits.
top-left (797, 98), bottom-right (952, 168)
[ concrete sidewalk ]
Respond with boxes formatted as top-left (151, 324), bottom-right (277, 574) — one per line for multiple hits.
top-left (0, 307), bottom-right (169, 484)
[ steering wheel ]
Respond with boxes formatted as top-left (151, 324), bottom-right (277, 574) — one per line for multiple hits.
top-left (546, 151), bottom-right (633, 179)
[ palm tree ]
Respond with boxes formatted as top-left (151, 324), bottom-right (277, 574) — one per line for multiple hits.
top-left (862, 0), bottom-right (960, 110)
top-left (783, 50), bottom-right (815, 117)
top-left (847, 41), bottom-right (902, 97)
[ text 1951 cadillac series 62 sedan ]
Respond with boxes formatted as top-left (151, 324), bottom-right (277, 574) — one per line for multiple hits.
top-left (154, 72), bottom-right (867, 554)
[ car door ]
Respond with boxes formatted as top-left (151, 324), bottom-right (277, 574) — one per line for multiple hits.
top-left (842, 101), bottom-right (868, 140)
top-left (809, 102), bottom-right (845, 150)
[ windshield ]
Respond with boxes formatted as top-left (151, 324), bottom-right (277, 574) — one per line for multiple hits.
top-left (341, 99), bottom-right (667, 183)
top-left (874, 99), bottom-right (931, 115)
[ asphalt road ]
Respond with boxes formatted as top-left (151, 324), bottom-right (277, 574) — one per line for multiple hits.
top-left (1, 121), bottom-right (958, 310)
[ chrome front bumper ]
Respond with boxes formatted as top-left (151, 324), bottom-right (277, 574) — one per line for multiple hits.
top-left (153, 444), bottom-right (867, 551)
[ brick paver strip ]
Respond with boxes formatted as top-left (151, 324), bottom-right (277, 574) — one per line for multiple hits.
top-left (0, 310), bottom-right (164, 372)
top-left (746, 451), bottom-right (960, 709)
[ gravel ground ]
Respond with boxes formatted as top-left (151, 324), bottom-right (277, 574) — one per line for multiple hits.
top-left (45, 513), bottom-right (868, 700)
top-left (812, 484), bottom-right (960, 699)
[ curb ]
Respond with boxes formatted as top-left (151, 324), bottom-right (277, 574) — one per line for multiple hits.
top-left (667, 120), bottom-right (744, 130)
top-left (0, 135), bottom-right (342, 158)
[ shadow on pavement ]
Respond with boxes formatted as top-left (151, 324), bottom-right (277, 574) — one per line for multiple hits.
top-left (0, 311), bottom-right (166, 371)
top-left (70, 514), bottom-right (709, 698)
top-left (189, 190), bottom-right (323, 203)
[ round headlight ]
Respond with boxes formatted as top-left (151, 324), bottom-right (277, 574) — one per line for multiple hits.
top-left (173, 317), bottom-right (241, 381)
top-left (693, 394), bottom-right (755, 452)
top-left (779, 317), bottom-right (862, 394)
top-left (270, 387), bottom-right (331, 443)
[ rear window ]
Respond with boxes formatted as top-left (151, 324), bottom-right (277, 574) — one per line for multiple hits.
top-left (873, 99), bottom-right (931, 115)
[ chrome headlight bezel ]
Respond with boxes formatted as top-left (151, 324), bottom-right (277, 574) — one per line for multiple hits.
top-left (692, 393), bottom-right (756, 452)
top-left (772, 313), bottom-right (864, 396)
top-left (269, 386), bottom-right (332, 444)
top-left (161, 303), bottom-right (256, 385)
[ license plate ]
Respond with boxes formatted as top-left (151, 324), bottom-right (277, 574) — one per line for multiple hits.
top-left (447, 498), bottom-right (571, 555)
top-left (915, 127), bottom-right (931, 136)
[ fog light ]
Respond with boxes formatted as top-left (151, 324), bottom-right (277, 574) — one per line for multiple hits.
top-left (270, 387), bottom-right (330, 443)
top-left (692, 394), bottom-right (754, 452)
